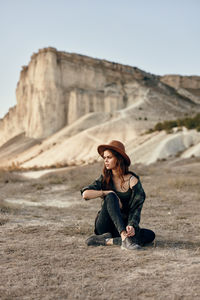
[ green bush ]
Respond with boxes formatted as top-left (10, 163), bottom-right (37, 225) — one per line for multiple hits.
top-left (154, 122), bottom-right (163, 131)
top-left (152, 113), bottom-right (200, 133)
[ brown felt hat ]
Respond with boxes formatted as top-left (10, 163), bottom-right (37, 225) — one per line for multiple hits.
top-left (97, 140), bottom-right (131, 166)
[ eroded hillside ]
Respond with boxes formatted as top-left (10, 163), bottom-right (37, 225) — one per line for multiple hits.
top-left (0, 47), bottom-right (200, 168)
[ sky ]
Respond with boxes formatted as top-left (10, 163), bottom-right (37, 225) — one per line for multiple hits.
top-left (0, 0), bottom-right (199, 118)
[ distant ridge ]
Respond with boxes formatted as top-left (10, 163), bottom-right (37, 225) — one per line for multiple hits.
top-left (0, 47), bottom-right (200, 168)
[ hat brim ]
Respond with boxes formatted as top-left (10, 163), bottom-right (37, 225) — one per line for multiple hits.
top-left (97, 144), bottom-right (131, 166)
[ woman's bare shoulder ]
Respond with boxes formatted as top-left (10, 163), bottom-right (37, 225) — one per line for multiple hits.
top-left (129, 174), bottom-right (138, 188)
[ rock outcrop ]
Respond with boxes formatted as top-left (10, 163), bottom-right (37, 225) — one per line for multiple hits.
top-left (1, 47), bottom-right (197, 145)
top-left (0, 47), bottom-right (200, 168)
top-left (0, 47), bottom-right (157, 144)
top-left (160, 75), bottom-right (200, 104)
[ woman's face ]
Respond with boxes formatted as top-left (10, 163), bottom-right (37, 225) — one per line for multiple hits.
top-left (103, 150), bottom-right (117, 170)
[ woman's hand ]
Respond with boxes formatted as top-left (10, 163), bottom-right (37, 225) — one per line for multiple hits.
top-left (126, 225), bottom-right (135, 237)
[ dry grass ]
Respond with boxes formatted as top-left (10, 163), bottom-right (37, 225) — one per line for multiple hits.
top-left (0, 159), bottom-right (93, 172)
top-left (168, 177), bottom-right (200, 190)
top-left (0, 158), bottom-right (200, 299)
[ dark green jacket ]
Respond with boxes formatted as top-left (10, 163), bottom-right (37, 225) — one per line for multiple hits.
top-left (81, 172), bottom-right (146, 229)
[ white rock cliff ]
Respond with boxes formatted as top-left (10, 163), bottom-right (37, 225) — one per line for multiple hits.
top-left (0, 47), bottom-right (200, 168)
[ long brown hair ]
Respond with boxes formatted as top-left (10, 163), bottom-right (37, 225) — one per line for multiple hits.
top-left (102, 149), bottom-right (129, 189)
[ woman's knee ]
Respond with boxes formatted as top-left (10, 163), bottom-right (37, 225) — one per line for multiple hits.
top-left (104, 192), bottom-right (122, 209)
top-left (105, 192), bottom-right (118, 203)
top-left (139, 228), bottom-right (155, 245)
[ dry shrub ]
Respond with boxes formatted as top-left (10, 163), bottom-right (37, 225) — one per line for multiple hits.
top-left (57, 224), bottom-right (92, 236)
top-left (168, 177), bottom-right (200, 190)
top-left (7, 161), bottom-right (20, 171)
top-left (47, 177), bottom-right (64, 185)
top-left (0, 216), bottom-right (9, 225)
top-left (0, 200), bottom-right (11, 214)
top-left (31, 183), bottom-right (45, 190)
top-left (0, 198), bottom-right (20, 214)
top-left (3, 162), bottom-right (71, 172)
top-left (0, 199), bottom-right (11, 226)
top-left (0, 170), bottom-right (26, 183)
top-left (40, 162), bottom-right (102, 191)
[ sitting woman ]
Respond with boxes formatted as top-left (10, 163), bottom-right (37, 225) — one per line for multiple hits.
top-left (81, 140), bottom-right (155, 250)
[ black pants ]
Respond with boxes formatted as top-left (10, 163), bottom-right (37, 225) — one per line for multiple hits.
top-left (95, 192), bottom-right (155, 246)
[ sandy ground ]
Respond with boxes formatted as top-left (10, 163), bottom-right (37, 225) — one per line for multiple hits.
top-left (0, 158), bottom-right (200, 300)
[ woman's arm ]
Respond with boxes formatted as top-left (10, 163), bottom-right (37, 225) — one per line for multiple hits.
top-left (82, 189), bottom-right (103, 200)
top-left (81, 175), bottom-right (116, 200)
top-left (80, 175), bottom-right (103, 199)
top-left (82, 189), bottom-right (113, 200)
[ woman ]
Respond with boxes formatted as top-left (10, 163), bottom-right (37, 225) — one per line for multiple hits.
top-left (81, 140), bottom-right (155, 250)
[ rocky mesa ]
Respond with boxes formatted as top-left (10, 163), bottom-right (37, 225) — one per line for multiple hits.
top-left (0, 47), bottom-right (200, 168)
